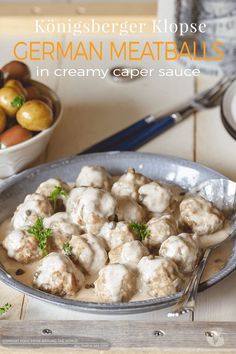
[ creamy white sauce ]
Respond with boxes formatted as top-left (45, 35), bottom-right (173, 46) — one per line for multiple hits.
top-left (0, 217), bottom-right (232, 302)
top-left (199, 224), bottom-right (231, 248)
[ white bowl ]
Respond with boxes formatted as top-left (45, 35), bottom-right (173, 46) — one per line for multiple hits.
top-left (0, 80), bottom-right (62, 179)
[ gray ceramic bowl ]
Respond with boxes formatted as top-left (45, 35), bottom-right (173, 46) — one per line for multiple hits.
top-left (0, 152), bottom-right (235, 314)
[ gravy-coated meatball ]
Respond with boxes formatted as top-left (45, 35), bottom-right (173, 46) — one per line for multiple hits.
top-left (159, 233), bottom-right (200, 274)
top-left (99, 221), bottom-right (137, 250)
top-left (36, 178), bottom-right (71, 199)
top-left (138, 256), bottom-right (183, 297)
top-left (94, 263), bottom-right (137, 302)
top-left (116, 197), bottom-right (147, 224)
top-left (138, 182), bottom-right (171, 213)
top-left (144, 215), bottom-right (178, 250)
top-left (109, 240), bottom-right (149, 267)
top-left (2, 229), bottom-right (41, 263)
top-left (43, 212), bottom-right (81, 250)
top-left (33, 252), bottom-right (85, 296)
top-left (76, 165), bottom-right (112, 191)
top-left (69, 234), bottom-right (107, 274)
top-left (66, 187), bottom-right (86, 215)
top-left (111, 168), bottom-right (150, 201)
top-left (12, 193), bottom-right (53, 230)
top-left (66, 187), bottom-right (116, 234)
top-left (180, 196), bottom-right (224, 235)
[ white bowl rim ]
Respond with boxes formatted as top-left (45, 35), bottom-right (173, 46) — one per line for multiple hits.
top-left (0, 80), bottom-right (62, 155)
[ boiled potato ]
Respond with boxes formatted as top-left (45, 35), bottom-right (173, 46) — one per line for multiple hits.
top-left (5, 80), bottom-right (27, 97)
top-left (1, 61), bottom-right (31, 82)
top-left (0, 107), bottom-right (6, 133)
top-left (16, 100), bottom-right (53, 131)
top-left (0, 87), bottom-right (24, 117)
top-left (0, 125), bottom-right (32, 148)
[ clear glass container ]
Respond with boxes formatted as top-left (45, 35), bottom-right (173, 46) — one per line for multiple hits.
top-left (176, 0), bottom-right (236, 74)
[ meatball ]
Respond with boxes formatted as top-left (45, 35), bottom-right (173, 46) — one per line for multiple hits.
top-left (2, 229), bottom-right (41, 263)
top-left (116, 197), bottom-right (147, 224)
top-left (76, 165), bottom-right (112, 191)
top-left (12, 193), bottom-right (53, 230)
top-left (138, 255), bottom-right (183, 297)
top-left (109, 240), bottom-right (149, 267)
top-left (180, 196), bottom-right (224, 235)
top-left (43, 212), bottom-right (81, 250)
top-left (144, 215), bottom-right (178, 250)
top-left (159, 233), bottom-right (200, 274)
top-left (111, 168), bottom-right (150, 201)
top-left (99, 221), bottom-right (137, 250)
top-left (138, 182), bottom-right (171, 213)
top-left (94, 263), bottom-right (137, 302)
top-left (69, 234), bottom-right (107, 274)
top-left (66, 187), bottom-right (86, 215)
top-left (33, 252), bottom-right (85, 296)
top-left (36, 178), bottom-right (71, 199)
top-left (66, 187), bottom-right (116, 234)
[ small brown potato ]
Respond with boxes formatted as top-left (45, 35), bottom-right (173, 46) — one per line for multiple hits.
top-left (0, 87), bottom-right (24, 117)
top-left (0, 107), bottom-right (6, 133)
top-left (5, 80), bottom-right (27, 97)
top-left (25, 86), bottom-right (40, 100)
top-left (38, 95), bottom-right (53, 110)
top-left (1, 61), bottom-right (31, 82)
top-left (0, 125), bottom-right (32, 148)
top-left (16, 100), bottom-right (53, 131)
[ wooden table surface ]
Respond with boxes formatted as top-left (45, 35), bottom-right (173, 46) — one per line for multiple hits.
top-left (1, 13), bottom-right (236, 352)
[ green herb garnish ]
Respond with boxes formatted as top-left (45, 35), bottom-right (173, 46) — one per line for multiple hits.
top-left (0, 303), bottom-right (12, 316)
top-left (63, 242), bottom-right (72, 256)
top-left (49, 186), bottom-right (68, 210)
top-left (130, 222), bottom-right (151, 241)
top-left (11, 95), bottom-right (25, 108)
top-left (28, 217), bottom-right (52, 256)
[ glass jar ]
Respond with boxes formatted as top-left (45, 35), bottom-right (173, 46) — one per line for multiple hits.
top-left (175, 0), bottom-right (236, 74)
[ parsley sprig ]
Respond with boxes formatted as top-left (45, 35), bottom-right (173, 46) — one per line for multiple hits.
top-left (63, 242), bottom-right (72, 256)
top-left (49, 186), bottom-right (68, 210)
top-left (28, 217), bottom-right (52, 256)
top-left (0, 303), bottom-right (12, 316)
top-left (11, 95), bottom-right (25, 108)
top-left (130, 222), bottom-right (151, 241)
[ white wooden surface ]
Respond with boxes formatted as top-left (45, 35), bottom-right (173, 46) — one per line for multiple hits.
top-left (0, 30), bottom-right (236, 325)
